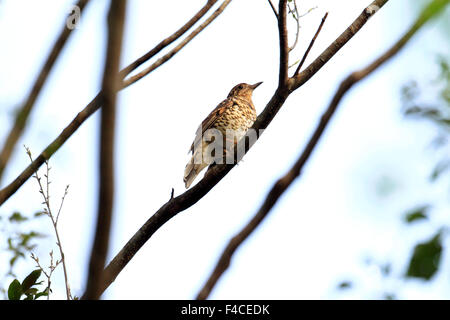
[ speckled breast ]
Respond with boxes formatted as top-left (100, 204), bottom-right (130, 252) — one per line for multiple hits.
top-left (213, 99), bottom-right (256, 139)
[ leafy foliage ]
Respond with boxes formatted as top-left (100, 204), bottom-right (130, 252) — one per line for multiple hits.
top-left (402, 56), bottom-right (450, 182)
top-left (404, 205), bottom-right (429, 223)
top-left (406, 231), bottom-right (443, 280)
top-left (7, 270), bottom-right (48, 300)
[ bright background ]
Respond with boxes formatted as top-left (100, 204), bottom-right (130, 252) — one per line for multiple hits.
top-left (0, 0), bottom-right (449, 299)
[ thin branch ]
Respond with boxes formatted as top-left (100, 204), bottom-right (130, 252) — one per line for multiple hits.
top-left (26, 149), bottom-right (71, 299)
top-left (267, 0), bottom-right (278, 19)
top-left (83, 0), bottom-right (126, 300)
top-left (0, 1), bottom-right (232, 206)
top-left (0, 0), bottom-right (90, 182)
top-left (56, 185), bottom-right (70, 225)
top-left (278, 0), bottom-right (289, 87)
top-left (84, 0), bottom-right (391, 298)
top-left (293, 12), bottom-right (328, 76)
top-left (289, 0), bottom-right (390, 91)
top-left (122, 0), bottom-right (232, 89)
top-left (119, 0), bottom-right (218, 79)
top-left (196, 0), bottom-right (449, 299)
top-left (31, 252), bottom-right (59, 300)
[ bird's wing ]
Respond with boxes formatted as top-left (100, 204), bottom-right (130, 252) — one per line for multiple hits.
top-left (189, 98), bottom-right (233, 154)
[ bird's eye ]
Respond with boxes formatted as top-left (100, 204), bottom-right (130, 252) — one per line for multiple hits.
top-left (238, 84), bottom-right (244, 90)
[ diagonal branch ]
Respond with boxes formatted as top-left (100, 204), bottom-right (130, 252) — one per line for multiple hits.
top-left (293, 12), bottom-right (328, 77)
top-left (278, 0), bottom-right (289, 87)
top-left (0, 0), bottom-right (91, 182)
top-left (122, 0), bottom-right (232, 88)
top-left (289, 0), bottom-right (390, 91)
top-left (85, 0), bottom-right (391, 298)
top-left (267, 0), bottom-right (278, 20)
top-left (0, 0), bottom-right (232, 206)
top-left (83, 0), bottom-right (126, 300)
top-left (119, 0), bottom-right (218, 79)
top-left (196, 0), bottom-right (449, 300)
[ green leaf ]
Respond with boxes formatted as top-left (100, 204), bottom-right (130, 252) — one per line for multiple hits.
top-left (9, 212), bottom-right (28, 223)
top-left (35, 289), bottom-right (49, 300)
top-left (404, 205), bottom-right (429, 223)
top-left (337, 281), bottom-right (352, 290)
top-left (21, 270), bottom-right (42, 292)
top-left (430, 160), bottom-right (450, 181)
top-left (8, 279), bottom-right (23, 300)
top-left (406, 231), bottom-right (443, 280)
top-left (34, 211), bottom-right (46, 218)
top-left (24, 288), bottom-right (38, 296)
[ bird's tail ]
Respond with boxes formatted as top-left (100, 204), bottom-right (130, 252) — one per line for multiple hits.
top-left (183, 155), bottom-right (208, 188)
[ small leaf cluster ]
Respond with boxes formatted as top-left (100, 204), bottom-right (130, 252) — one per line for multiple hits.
top-left (7, 270), bottom-right (48, 300)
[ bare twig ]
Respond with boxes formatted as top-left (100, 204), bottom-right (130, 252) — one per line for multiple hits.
top-left (0, 0), bottom-right (91, 182)
top-left (56, 185), bottom-right (69, 225)
top-left (0, 0), bottom-right (232, 207)
top-left (293, 12), bottom-right (328, 76)
top-left (84, 0), bottom-right (392, 298)
top-left (196, 0), bottom-right (449, 299)
top-left (26, 148), bottom-right (71, 299)
top-left (83, 0), bottom-right (126, 300)
top-left (31, 252), bottom-right (59, 300)
top-left (267, 0), bottom-right (278, 19)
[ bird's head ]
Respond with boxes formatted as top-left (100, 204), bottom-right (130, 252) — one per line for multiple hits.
top-left (227, 82), bottom-right (263, 100)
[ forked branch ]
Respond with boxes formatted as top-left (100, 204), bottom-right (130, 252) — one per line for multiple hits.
top-left (0, 0), bottom-right (232, 206)
top-left (87, 0), bottom-right (391, 298)
top-left (197, 0), bottom-right (449, 299)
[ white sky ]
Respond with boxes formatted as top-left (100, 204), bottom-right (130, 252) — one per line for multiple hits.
top-left (0, 0), bottom-right (449, 299)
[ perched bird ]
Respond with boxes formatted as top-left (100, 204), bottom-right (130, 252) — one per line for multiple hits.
top-left (183, 82), bottom-right (262, 188)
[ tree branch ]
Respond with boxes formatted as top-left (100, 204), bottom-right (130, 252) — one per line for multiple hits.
top-left (85, 0), bottom-right (392, 298)
top-left (0, 0), bottom-right (231, 206)
top-left (83, 0), bottom-right (126, 300)
top-left (0, 0), bottom-right (91, 182)
top-left (119, 0), bottom-right (218, 79)
top-left (196, 0), bottom-right (449, 300)
top-left (121, 0), bottom-right (232, 89)
top-left (293, 12), bottom-right (328, 77)
top-left (278, 0), bottom-right (289, 87)
top-left (267, 0), bottom-right (278, 20)
top-left (289, 0), bottom-right (390, 92)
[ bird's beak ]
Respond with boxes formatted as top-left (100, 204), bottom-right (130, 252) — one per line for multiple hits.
top-left (250, 81), bottom-right (263, 89)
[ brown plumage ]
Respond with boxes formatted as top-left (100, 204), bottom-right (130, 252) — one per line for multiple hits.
top-left (184, 82), bottom-right (262, 188)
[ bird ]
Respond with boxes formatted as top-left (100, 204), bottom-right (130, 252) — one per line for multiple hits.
top-left (183, 82), bottom-right (262, 188)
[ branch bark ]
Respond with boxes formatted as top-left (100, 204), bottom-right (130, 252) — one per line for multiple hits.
top-left (83, 0), bottom-right (126, 300)
top-left (0, 0), bottom-right (231, 206)
top-left (289, 0), bottom-right (389, 92)
top-left (122, 0), bottom-right (232, 88)
top-left (119, 0), bottom-right (219, 79)
top-left (293, 12), bottom-right (328, 77)
top-left (85, 0), bottom-right (391, 298)
top-left (0, 0), bottom-right (91, 182)
top-left (267, 0), bottom-right (278, 19)
top-left (278, 0), bottom-right (289, 87)
top-left (196, 0), bottom-right (449, 300)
